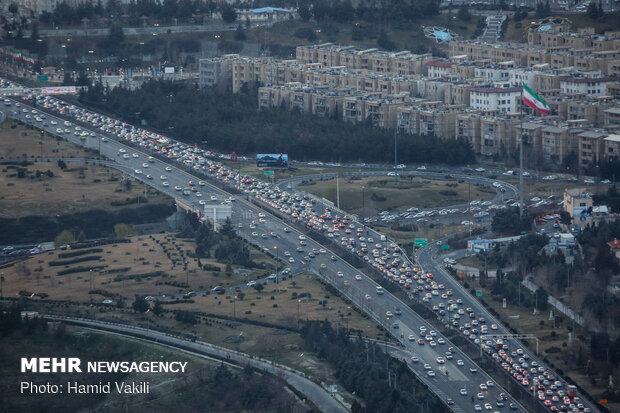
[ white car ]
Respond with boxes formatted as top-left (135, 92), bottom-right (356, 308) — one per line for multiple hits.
top-left (132, 153), bottom-right (139, 158)
top-left (355, 274), bottom-right (363, 281)
top-left (162, 181), bottom-right (169, 187)
top-left (247, 280), bottom-right (257, 287)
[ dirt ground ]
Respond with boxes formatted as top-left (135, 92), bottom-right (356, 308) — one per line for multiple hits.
top-left (0, 120), bottom-right (168, 218)
top-left (2, 233), bottom-right (278, 302)
top-left (160, 272), bottom-right (382, 338)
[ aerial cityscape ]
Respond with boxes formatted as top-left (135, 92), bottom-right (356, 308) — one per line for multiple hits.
top-left (0, 0), bottom-right (619, 412)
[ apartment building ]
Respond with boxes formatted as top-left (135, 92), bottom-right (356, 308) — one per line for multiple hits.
top-left (456, 113), bottom-right (482, 151)
top-left (578, 130), bottom-right (607, 167)
top-left (469, 86), bottom-right (521, 114)
top-left (426, 60), bottom-right (455, 79)
top-left (563, 188), bottom-right (593, 218)
top-left (199, 55), bottom-right (240, 88)
top-left (540, 124), bottom-right (582, 163)
top-left (559, 76), bottom-right (620, 97)
top-left (342, 93), bottom-right (409, 128)
top-left (449, 39), bottom-right (620, 75)
top-left (479, 116), bottom-right (517, 156)
top-left (295, 43), bottom-right (433, 75)
top-left (603, 134), bottom-right (620, 160)
top-left (416, 107), bottom-right (460, 139)
top-left (605, 107), bottom-right (620, 130)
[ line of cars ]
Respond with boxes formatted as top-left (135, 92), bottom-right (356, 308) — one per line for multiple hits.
top-left (27, 92), bottom-right (590, 412)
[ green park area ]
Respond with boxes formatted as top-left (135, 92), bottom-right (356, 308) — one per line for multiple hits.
top-left (299, 175), bottom-right (496, 215)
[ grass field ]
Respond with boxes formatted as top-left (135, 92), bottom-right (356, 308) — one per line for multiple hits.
top-left (0, 120), bottom-right (169, 218)
top-left (2, 233), bottom-right (278, 302)
top-left (160, 272), bottom-right (381, 337)
top-left (299, 175), bottom-right (496, 215)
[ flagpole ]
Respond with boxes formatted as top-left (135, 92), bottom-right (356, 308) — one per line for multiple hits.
top-left (519, 85), bottom-right (524, 218)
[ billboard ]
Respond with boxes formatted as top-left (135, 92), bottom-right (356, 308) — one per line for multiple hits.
top-left (164, 66), bottom-right (175, 74)
top-left (40, 86), bottom-right (78, 95)
top-left (257, 153), bottom-right (288, 168)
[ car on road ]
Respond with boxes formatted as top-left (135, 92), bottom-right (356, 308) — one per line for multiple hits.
top-left (267, 274), bottom-right (277, 280)
top-left (410, 355), bottom-right (419, 363)
top-left (460, 388), bottom-right (467, 396)
top-left (247, 280), bottom-right (257, 287)
top-left (355, 274), bottom-right (363, 281)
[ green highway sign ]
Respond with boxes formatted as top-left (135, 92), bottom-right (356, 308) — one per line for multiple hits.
top-left (414, 238), bottom-right (428, 247)
top-left (441, 245), bottom-right (450, 250)
top-left (476, 290), bottom-right (483, 297)
top-left (36, 75), bottom-right (48, 84)
top-left (264, 171), bottom-right (274, 176)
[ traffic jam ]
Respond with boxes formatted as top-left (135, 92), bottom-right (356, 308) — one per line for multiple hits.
top-left (26, 93), bottom-right (591, 413)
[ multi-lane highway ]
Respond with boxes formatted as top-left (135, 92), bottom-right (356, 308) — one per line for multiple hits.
top-left (2, 98), bottom-right (525, 413)
top-left (2, 89), bottom-right (598, 413)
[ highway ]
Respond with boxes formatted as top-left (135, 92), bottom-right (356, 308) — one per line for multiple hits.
top-left (3, 99), bottom-right (525, 412)
top-left (42, 314), bottom-right (348, 413)
top-left (4, 90), bottom-right (597, 412)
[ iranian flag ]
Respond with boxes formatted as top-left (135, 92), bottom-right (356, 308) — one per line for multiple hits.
top-left (523, 83), bottom-right (550, 115)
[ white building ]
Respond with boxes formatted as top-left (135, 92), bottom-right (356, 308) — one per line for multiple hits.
top-left (425, 60), bottom-right (455, 79)
top-left (559, 76), bottom-right (619, 97)
top-left (509, 68), bottom-right (536, 88)
top-left (475, 67), bottom-right (510, 83)
top-left (468, 86), bottom-right (521, 114)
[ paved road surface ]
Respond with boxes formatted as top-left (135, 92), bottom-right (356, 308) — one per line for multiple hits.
top-left (43, 314), bottom-right (348, 413)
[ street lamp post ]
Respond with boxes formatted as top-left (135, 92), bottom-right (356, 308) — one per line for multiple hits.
top-left (233, 294), bottom-right (236, 318)
top-left (273, 246), bottom-right (279, 283)
top-left (297, 299), bottom-right (301, 329)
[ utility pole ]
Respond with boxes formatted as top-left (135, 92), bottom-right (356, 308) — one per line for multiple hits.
top-left (519, 87), bottom-right (525, 217)
top-left (394, 128), bottom-right (398, 185)
top-left (336, 173), bottom-right (340, 210)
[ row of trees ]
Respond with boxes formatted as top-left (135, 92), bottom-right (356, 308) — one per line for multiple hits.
top-left (298, 0), bottom-right (440, 25)
top-left (80, 80), bottom-right (475, 165)
top-left (301, 320), bottom-right (448, 413)
top-left (0, 203), bottom-right (175, 244)
top-left (39, 0), bottom-right (221, 26)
